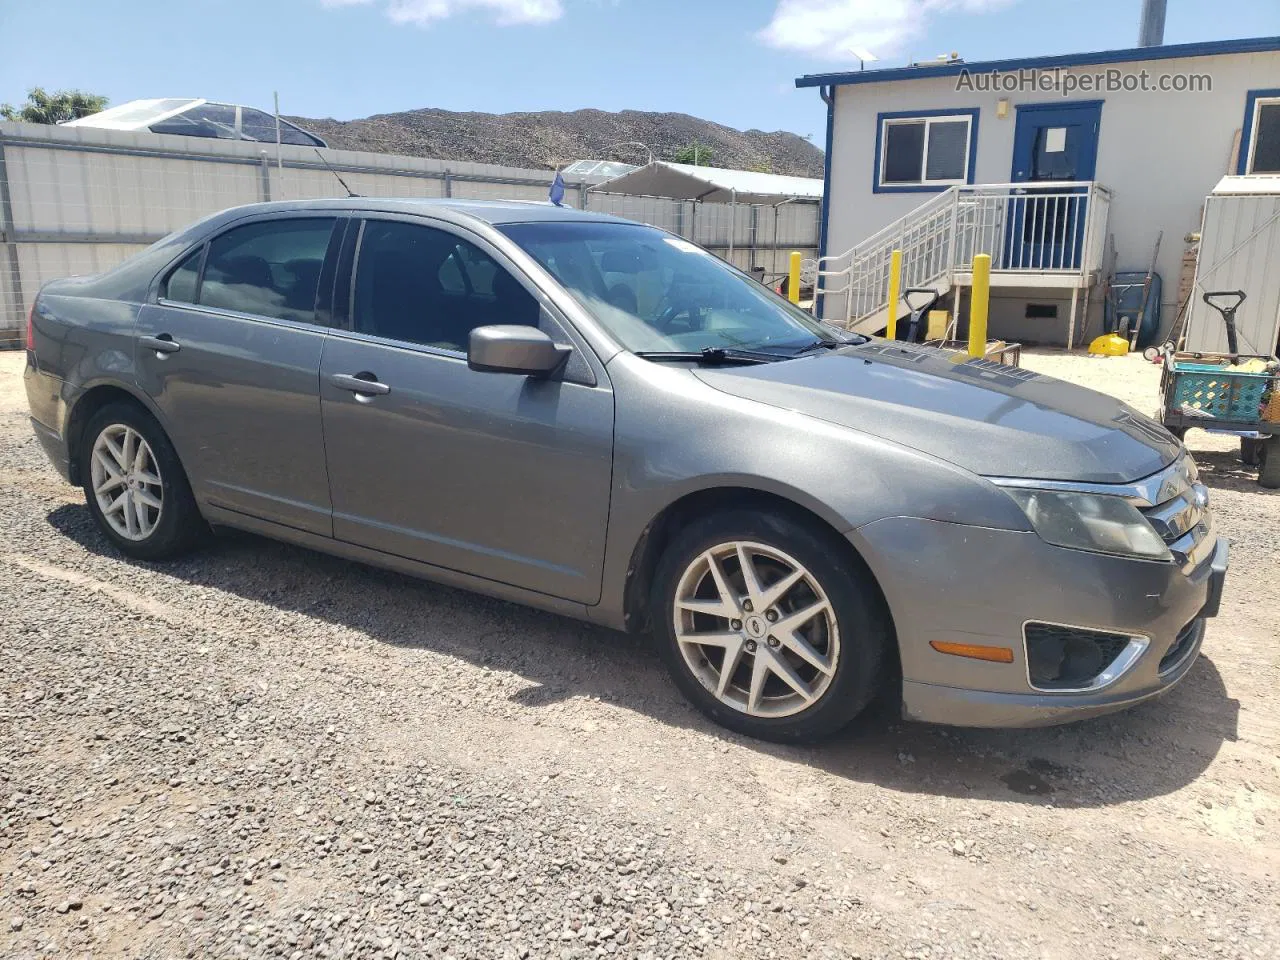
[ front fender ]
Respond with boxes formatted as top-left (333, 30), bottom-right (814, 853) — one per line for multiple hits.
top-left (591, 354), bottom-right (1030, 629)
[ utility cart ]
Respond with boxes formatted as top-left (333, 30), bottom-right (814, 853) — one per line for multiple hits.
top-left (1157, 292), bottom-right (1280, 488)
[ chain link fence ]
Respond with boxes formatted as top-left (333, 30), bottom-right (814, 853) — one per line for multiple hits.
top-left (0, 122), bottom-right (819, 347)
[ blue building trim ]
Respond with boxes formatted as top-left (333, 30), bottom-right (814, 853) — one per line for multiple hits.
top-left (796, 36), bottom-right (1280, 89)
top-left (1013, 98), bottom-right (1106, 114)
top-left (816, 86), bottom-right (834, 318)
top-left (1237, 88), bottom-right (1280, 175)
top-left (871, 107), bottom-right (980, 194)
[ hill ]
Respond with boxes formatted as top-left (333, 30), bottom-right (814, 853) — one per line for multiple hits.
top-left (287, 107), bottom-right (825, 178)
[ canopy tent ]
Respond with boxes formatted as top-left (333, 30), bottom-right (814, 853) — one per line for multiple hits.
top-left (593, 161), bottom-right (823, 204)
top-left (561, 159), bottom-right (640, 183)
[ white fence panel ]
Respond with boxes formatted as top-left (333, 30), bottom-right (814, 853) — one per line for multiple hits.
top-left (0, 121), bottom-right (820, 344)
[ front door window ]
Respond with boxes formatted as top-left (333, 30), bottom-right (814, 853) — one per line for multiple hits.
top-left (351, 220), bottom-right (540, 351)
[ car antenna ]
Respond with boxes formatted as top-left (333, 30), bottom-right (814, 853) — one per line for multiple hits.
top-left (313, 148), bottom-right (359, 198)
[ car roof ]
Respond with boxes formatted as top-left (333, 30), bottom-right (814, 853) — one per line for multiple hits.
top-left (211, 197), bottom-right (637, 228)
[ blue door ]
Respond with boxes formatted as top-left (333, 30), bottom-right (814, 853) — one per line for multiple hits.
top-left (1005, 101), bottom-right (1103, 270)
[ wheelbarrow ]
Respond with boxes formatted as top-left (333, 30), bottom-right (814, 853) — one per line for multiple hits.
top-left (1157, 291), bottom-right (1280, 488)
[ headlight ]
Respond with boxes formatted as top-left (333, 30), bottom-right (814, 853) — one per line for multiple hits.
top-left (1005, 489), bottom-right (1172, 561)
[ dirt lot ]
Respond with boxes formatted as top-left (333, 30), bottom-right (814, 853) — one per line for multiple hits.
top-left (1, 348), bottom-right (1277, 960)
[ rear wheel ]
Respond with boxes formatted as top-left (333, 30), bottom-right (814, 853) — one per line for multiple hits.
top-left (1241, 437), bottom-right (1264, 467)
top-left (650, 509), bottom-right (890, 743)
top-left (81, 402), bottom-right (206, 560)
top-left (1260, 436), bottom-right (1280, 489)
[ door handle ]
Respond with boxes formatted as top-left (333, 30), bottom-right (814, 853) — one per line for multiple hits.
top-left (141, 334), bottom-right (181, 354)
top-left (329, 373), bottom-right (391, 397)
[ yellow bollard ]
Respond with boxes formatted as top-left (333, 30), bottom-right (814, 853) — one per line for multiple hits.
top-left (787, 252), bottom-right (802, 304)
top-left (969, 253), bottom-right (991, 358)
top-left (885, 249), bottom-right (903, 339)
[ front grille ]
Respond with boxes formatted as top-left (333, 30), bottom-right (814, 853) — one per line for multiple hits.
top-left (1024, 623), bottom-right (1134, 691)
top-left (1159, 619), bottom-right (1203, 674)
top-left (1137, 457), bottom-right (1211, 568)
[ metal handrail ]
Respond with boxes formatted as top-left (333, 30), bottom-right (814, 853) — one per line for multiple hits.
top-left (816, 181), bottom-right (1112, 330)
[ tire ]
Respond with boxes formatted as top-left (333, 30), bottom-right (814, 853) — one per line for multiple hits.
top-left (650, 508), bottom-right (890, 743)
top-left (80, 401), bottom-right (206, 560)
top-left (1260, 437), bottom-right (1280, 489)
top-left (1241, 437), bottom-right (1264, 468)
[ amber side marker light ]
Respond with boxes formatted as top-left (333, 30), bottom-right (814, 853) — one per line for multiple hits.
top-left (929, 641), bottom-right (1015, 664)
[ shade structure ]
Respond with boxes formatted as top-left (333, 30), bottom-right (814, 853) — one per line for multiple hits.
top-left (594, 161), bottom-right (823, 205)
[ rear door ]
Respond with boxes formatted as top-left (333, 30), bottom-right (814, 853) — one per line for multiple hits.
top-left (318, 216), bottom-right (615, 603)
top-left (135, 214), bottom-right (345, 535)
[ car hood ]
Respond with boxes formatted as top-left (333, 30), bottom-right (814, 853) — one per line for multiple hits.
top-left (693, 340), bottom-right (1180, 484)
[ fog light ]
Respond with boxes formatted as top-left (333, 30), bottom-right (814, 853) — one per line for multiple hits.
top-left (1024, 623), bottom-right (1133, 690)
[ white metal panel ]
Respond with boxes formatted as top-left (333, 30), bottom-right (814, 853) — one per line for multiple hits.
top-left (1184, 188), bottom-right (1280, 355)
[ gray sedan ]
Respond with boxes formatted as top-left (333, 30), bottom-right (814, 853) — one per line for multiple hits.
top-left (23, 199), bottom-right (1228, 741)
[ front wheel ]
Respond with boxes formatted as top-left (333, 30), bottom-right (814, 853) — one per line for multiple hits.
top-left (650, 509), bottom-right (890, 743)
top-left (81, 401), bottom-right (206, 560)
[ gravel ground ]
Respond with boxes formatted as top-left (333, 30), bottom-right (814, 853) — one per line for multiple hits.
top-left (1, 348), bottom-right (1277, 960)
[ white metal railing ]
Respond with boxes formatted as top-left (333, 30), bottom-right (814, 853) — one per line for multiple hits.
top-left (814, 182), bottom-right (1113, 329)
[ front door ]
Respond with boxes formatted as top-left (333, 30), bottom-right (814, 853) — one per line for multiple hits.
top-left (1006, 101), bottom-right (1103, 270)
top-left (318, 217), bottom-right (615, 604)
top-left (136, 215), bottom-right (344, 535)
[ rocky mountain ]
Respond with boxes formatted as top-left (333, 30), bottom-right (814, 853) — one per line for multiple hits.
top-left (287, 107), bottom-right (825, 178)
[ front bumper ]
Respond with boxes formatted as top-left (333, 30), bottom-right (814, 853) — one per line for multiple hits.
top-left (852, 518), bottom-right (1229, 729)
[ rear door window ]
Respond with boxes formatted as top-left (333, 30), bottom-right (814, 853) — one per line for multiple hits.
top-left (197, 218), bottom-right (337, 324)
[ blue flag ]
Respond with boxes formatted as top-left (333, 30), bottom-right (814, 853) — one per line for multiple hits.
top-left (549, 170), bottom-right (566, 207)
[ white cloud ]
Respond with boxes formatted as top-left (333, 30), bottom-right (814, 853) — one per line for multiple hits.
top-left (758, 0), bottom-right (1017, 60)
top-left (321, 0), bottom-right (564, 27)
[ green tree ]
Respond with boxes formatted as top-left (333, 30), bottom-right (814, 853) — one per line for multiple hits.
top-left (1, 87), bottom-right (109, 124)
top-left (675, 141), bottom-right (714, 166)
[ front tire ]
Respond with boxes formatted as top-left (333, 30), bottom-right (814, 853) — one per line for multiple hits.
top-left (650, 508), bottom-right (890, 743)
top-left (80, 401), bottom-right (205, 560)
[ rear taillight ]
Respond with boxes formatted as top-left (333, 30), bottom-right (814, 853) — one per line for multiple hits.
top-left (26, 300), bottom-right (35, 353)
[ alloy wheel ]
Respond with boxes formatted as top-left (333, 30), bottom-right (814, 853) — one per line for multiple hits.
top-left (673, 540), bottom-right (840, 718)
top-left (90, 424), bottom-right (164, 541)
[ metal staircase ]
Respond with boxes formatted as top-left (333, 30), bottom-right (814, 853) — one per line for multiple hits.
top-left (812, 182), bottom-right (1113, 335)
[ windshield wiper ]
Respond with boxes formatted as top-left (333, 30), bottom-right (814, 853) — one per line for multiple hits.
top-left (790, 334), bottom-right (868, 355)
top-left (635, 347), bottom-right (781, 366)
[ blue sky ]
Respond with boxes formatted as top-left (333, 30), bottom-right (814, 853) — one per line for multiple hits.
top-left (2, 0), bottom-right (1278, 151)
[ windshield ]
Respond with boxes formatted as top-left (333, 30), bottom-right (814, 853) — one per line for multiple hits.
top-left (499, 221), bottom-right (837, 356)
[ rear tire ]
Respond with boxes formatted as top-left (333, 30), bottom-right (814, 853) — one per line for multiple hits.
top-left (1241, 437), bottom-right (1264, 467)
top-left (650, 508), bottom-right (890, 743)
top-left (80, 401), bottom-right (206, 560)
top-left (1260, 437), bottom-right (1280, 489)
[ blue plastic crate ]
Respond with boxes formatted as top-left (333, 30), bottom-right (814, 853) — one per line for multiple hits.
top-left (1169, 361), bottom-right (1273, 422)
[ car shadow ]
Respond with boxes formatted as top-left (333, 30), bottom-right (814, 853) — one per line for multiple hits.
top-left (46, 503), bottom-right (1240, 809)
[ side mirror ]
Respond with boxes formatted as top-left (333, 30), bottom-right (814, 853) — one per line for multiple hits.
top-left (468, 325), bottom-right (572, 377)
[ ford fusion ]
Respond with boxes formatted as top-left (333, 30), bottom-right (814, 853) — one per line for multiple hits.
top-left (23, 199), bottom-right (1229, 741)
